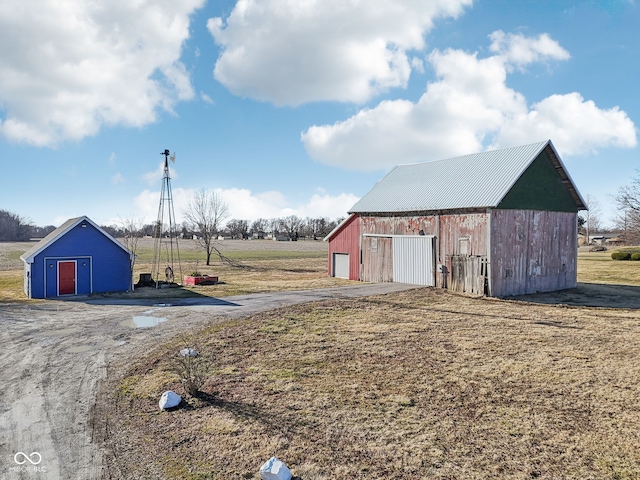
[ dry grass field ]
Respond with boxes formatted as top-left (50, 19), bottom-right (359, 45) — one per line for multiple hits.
top-left (0, 239), bottom-right (352, 302)
top-left (100, 288), bottom-right (640, 479)
top-left (3, 240), bottom-right (640, 478)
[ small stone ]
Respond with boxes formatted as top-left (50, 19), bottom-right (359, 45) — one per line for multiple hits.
top-left (259, 457), bottom-right (292, 480)
top-left (159, 390), bottom-right (181, 410)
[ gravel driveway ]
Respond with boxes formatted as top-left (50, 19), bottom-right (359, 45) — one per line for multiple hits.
top-left (0, 283), bottom-right (419, 480)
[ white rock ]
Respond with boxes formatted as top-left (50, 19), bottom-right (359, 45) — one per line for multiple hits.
top-left (158, 390), bottom-right (181, 410)
top-left (179, 348), bottom-right (198, 357)
top-left (259, 457), bottom-right (292, 480)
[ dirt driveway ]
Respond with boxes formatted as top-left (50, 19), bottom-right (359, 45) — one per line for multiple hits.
top-left (0, 283), bottom-right (418, 480)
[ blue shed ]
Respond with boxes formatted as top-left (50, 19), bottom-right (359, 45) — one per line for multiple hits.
top-left (20, 216), bottom-right (133, 299)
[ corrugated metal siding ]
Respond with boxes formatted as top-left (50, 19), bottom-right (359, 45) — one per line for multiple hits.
top-left (350, 141), bottom-right (549, 213)
top-left (327, 214), bottom-right (360, 281)
top-left (392, 236), bottom-right (435, 286)
top-left (490, 210), bottom-right (578, 297)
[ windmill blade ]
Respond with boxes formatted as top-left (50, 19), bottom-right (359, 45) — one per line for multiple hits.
top-left (170, 152), bottom-right (176, 163)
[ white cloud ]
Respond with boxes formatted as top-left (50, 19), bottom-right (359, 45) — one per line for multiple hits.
top-left (218, 188), bottom-right (359, 221)
top-left (142, 162), bottom-right (179, 185)
top-left (133, 187), bottom-right (358, 224)
top-left (200, 92), bottom-right (215, 105)
top-left (411, 57), bottom-right (425, 74)
top-left (111, 172), bottom-right (125, 184)
top-left (488, 30), bottom-right (570, 70)
top-left (492, 92), bottom-right (638, 155)
top-left (296, 190), bottom-right (360, 219)
top-left (134, 187), bottom-right (195, 224)
top-left (0, 0), bottom-right (204, 146)
top-left (302, 31), bottom-right (637, 170)
top-left (108, 152), bottom-right (117, 166)
top-left (208, 0), bottom-right (473, 106)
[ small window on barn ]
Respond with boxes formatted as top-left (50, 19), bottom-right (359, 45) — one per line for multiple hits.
top-left (505, 268), bottom-right (513, 278)
top-left (371, 237), bottom-right (378, 253)
top-left (459, 238), bottom-right (469, 256)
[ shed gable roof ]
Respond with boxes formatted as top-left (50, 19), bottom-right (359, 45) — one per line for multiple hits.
top-left (349, 140), bottom-right (586, 214)
top-left (20, 216), bottom-right (132, 263)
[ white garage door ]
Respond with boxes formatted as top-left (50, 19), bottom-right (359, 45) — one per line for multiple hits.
top-left (392, 236), bottom-right (435, 286)
top-left (333, 253), bottom-right (350, 279)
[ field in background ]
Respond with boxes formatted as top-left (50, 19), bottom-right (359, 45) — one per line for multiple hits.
top-left (0, 239), bottom-right (349, 302)
top-left (577, 248), bottom-right (640, 285)
top-left (2, 241), bottom-right (640, 302)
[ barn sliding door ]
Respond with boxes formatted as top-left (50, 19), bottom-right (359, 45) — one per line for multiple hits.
top-left (392, 236), bottom-right (435, 286)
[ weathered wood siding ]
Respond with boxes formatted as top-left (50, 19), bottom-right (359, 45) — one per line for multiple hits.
top-left (360, 213), bottom-right (489, 288)
top-left (327, 214), bottom-right (360, 280)
top-left (490, 210), bottom-right (577, 297)
top-left (362, 235), bottom-right (393, 282)
top-left (450, 256), bottom-right (488, 295)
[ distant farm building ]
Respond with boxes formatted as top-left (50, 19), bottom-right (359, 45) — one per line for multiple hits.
top-left (326, 140), bottom-right (587, 297)
top-left (20, 216), bottom-right (133, 299)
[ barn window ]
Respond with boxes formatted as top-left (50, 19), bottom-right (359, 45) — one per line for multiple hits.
top-left (505, 268), bottom-right (513, 278)
top-left (459, 238), bottom-right (469, 256)
top-left (371, 237), bottom-right (378, 253)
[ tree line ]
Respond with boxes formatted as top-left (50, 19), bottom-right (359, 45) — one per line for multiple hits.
top-left (0, 209), bottom-right (55, 241)
top-left (5, 168), bottom-right (639, 246)
top-left (99, 215), bottom-right (344, 242)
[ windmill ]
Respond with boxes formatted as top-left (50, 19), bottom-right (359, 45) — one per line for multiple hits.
top-left (151, 149), bottom-right (183, 288)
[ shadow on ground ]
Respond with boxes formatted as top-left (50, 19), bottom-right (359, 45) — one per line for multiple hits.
top-left (58, 286), bottom-right (241, 307)
top-left (507, 282), bottom-right (640, 308)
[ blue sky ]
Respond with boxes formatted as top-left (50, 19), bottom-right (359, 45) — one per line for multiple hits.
top-left (1, 0), bottom-right (638, 228)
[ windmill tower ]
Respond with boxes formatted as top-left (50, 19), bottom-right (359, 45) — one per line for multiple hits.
top-left (151, 149), bottom-right (182, 288)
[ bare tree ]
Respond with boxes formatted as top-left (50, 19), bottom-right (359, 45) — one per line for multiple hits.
top-left (183, 189), bottom-right (230, 265)
top-left (582, 194), bottom-right (602, 244)
top-left (304, 217), bottom-right (331, 240)
top-left (279, 215), bottom-right (303, 240)
top-left (615, 172), bottom-right (640, 244)
top-left (0, 210), bottom-right (32, 241)
top-left (226, 219), bottom-right (248, 239)
top-left (268, 218), bottom-right (280, 235)
top-left (117, 215), bottom-right (144, 288)
top-left (250, 218), bottom-right (269, 237)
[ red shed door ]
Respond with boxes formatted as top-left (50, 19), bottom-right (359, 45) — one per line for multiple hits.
top-left (58, 261), bottom-right (76, 295)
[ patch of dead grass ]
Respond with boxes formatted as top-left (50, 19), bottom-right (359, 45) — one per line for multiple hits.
top-left (99, 288), bottom-right (640, 479)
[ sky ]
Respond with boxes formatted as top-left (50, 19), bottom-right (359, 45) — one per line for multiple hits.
top-left (1, 0), bottom-right (639, 229)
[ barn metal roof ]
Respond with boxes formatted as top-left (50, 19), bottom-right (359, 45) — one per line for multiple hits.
top-left (349, 140), bottom-right (586, 213)
top-left (20, 216), bottom-right (132, 263)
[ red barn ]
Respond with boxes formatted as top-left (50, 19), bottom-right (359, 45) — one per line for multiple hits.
top-left (325, 140), bottom-right (587, 297)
